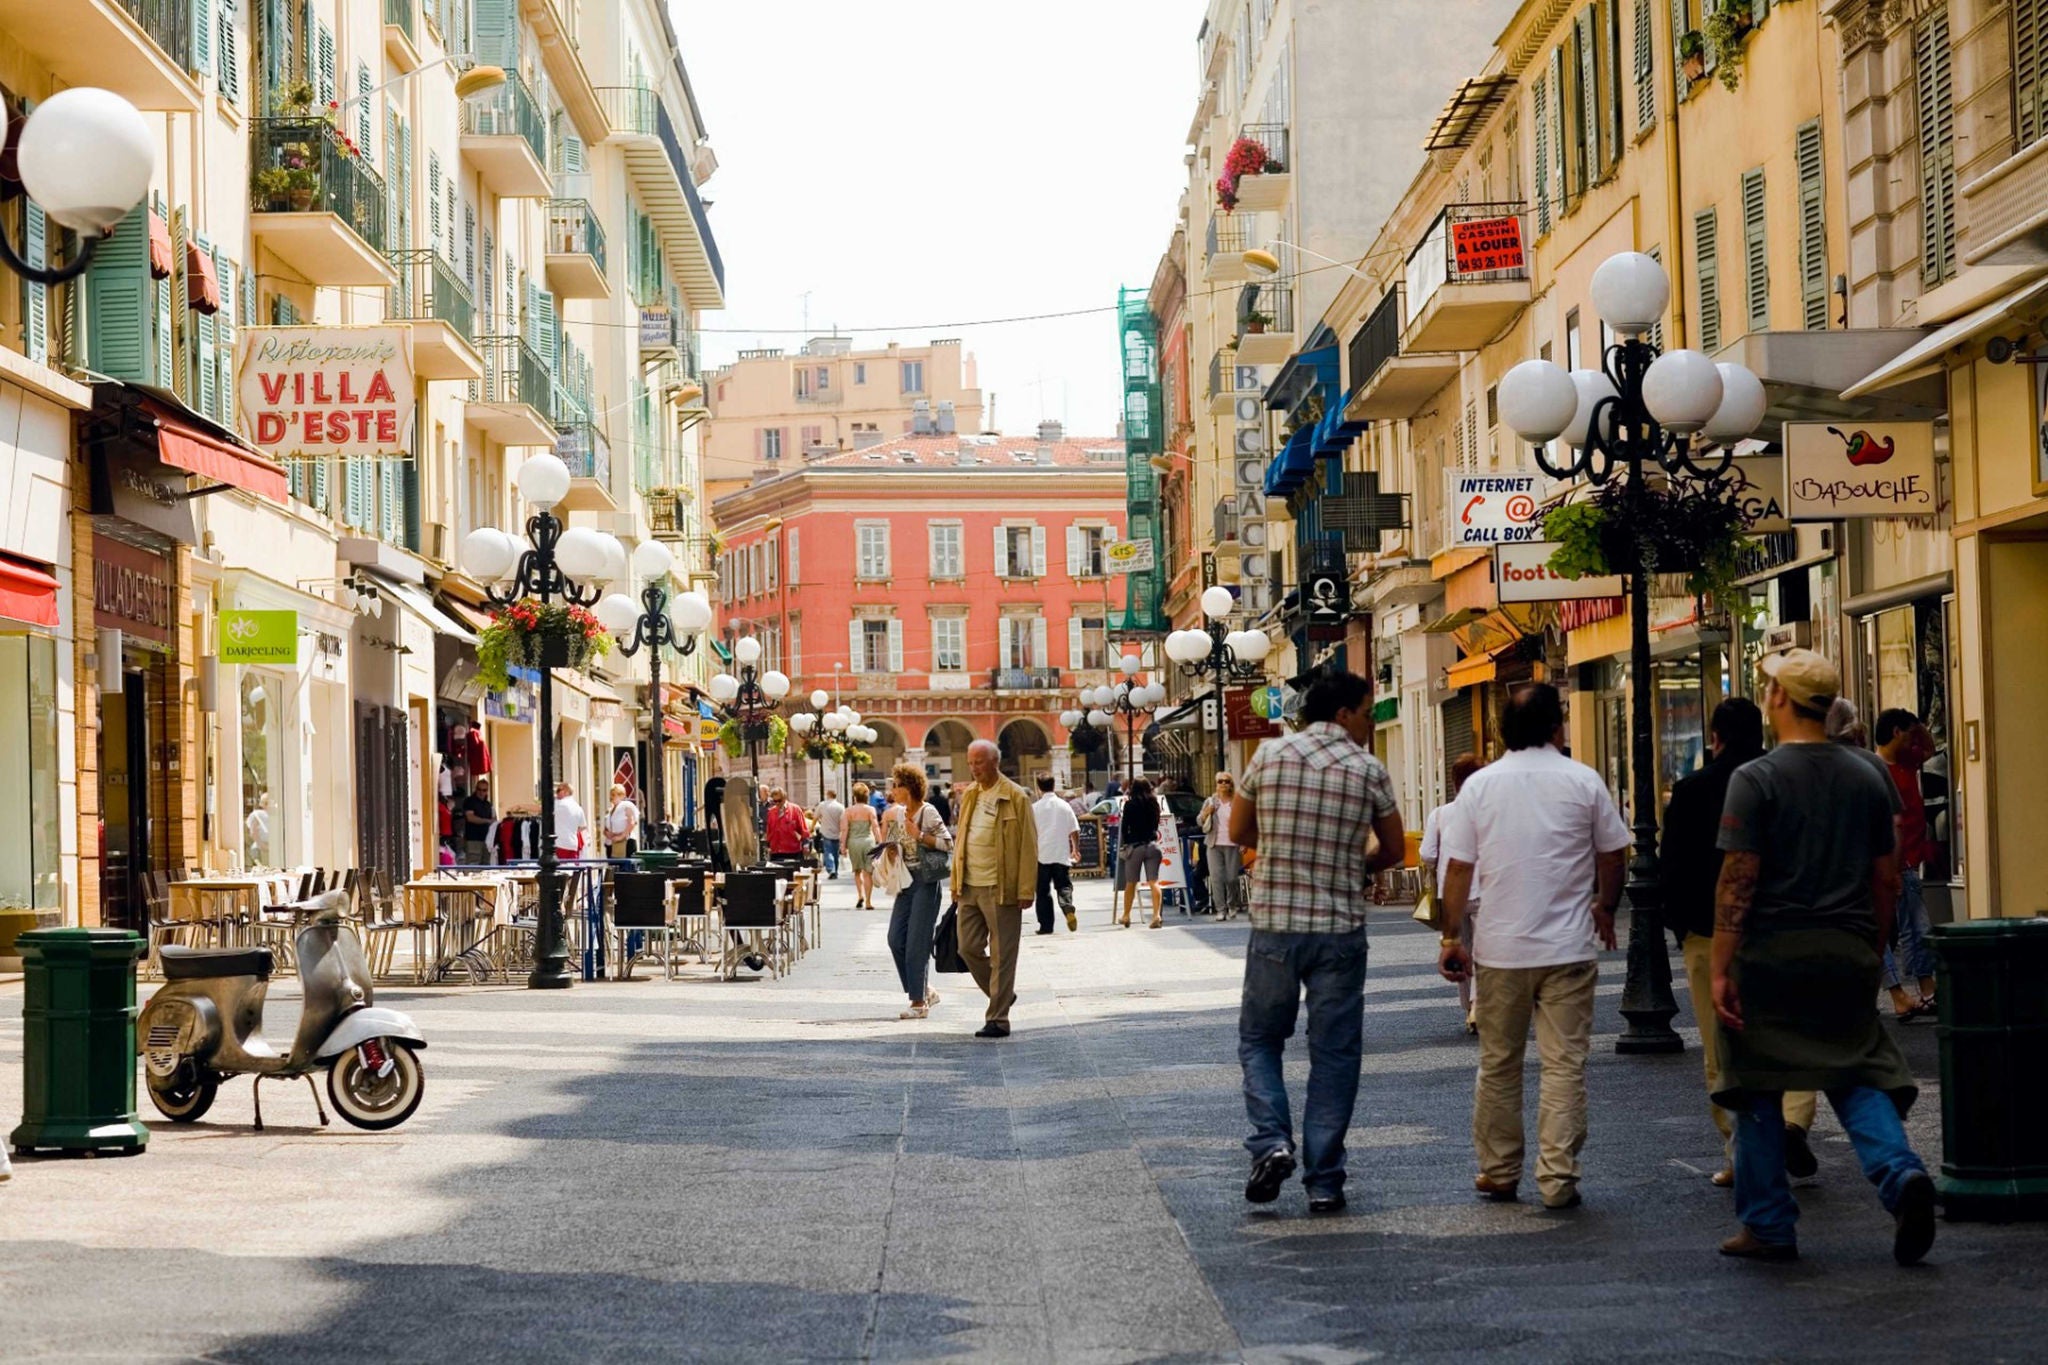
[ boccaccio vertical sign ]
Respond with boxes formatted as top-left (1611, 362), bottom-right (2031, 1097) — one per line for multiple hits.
top-left (234, 326), bottom-right (416, 462)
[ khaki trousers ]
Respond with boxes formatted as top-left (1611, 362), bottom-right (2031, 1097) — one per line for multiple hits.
top-left (1680, 933), bottom-right (1815, 1152)
top-left (1473, 960), bottom-right (1597, 1204)
top-left (956, 886), bottom-right (1023, 1025)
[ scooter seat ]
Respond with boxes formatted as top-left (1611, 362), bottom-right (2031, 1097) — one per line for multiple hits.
top-left (159, 944), bottom-right (275, 981)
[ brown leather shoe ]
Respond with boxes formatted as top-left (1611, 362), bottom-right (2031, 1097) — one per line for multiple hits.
top-left (1474, 1175), bottom-right (1519, 1202)
top-left (1720, 1228), bottom-right (1798, 1262)
top-left (1710, 1167), bottom-right (1735, 1188)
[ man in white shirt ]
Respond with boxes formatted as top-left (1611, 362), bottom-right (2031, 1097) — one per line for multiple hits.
top-left (1030, 774), bottom-right (1081, 935)
top-left (1418, 754), bottom-right (1485, 1032)
top-left (814, 790), bottom-right (847, 878)
top-left (552, 781), bottom-right (588, 861)
top-left (1438, 684), bottom-right (1629, 1211)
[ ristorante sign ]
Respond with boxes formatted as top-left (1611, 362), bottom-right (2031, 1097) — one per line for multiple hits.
top-left (234, 326), bottom-right (416, 462)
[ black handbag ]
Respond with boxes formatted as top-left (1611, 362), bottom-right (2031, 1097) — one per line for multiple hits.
top-left (931, 905), bottom-right (969, 973)
top-left (910, 843), bottom-right (952, 884)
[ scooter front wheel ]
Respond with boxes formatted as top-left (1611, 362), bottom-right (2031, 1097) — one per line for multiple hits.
top-left (326, 1042), bottom-right (425, 1131)
top-left (146, 1066), bottom-right (218, 1123)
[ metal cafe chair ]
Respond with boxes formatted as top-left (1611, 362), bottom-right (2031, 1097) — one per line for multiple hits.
top-left (670, 866), bottom-right (716, 964)
top-left (717, 872), bottom-right (784, 980)
top-left (611, 871), bottom-right (677, 981)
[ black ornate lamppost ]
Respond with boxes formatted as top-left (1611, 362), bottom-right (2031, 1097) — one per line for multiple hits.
top-left (1165, 585), bottom-right (1273, 777)
top-left (1064, 654), bottom-right (1163, 783)
top-left (462, 454), bottom-right (629, 990)
top-left (708, 634), bottom-right (790, 841)
top-left (595, 540), bottom-right (710, 850)
top-left (1496, 250), bottom-right (1766, 1055)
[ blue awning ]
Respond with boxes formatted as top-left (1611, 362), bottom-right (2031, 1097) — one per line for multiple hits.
top-left (1265, 425), bottom-right (1317, 496)
top-left (1313, 396), bottom-right (1370, 459)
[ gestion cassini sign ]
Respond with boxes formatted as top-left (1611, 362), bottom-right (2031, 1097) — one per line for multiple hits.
top-left (234, 326), bottom-right (416, 462)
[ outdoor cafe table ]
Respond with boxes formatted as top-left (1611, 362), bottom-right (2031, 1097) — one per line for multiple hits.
top-left (169, 874), bottom-right (299, 944)
top-left (402, 874), bottom-right (520, 982)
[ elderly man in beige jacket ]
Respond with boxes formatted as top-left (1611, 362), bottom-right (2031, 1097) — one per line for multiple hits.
top-left (951, 739), bottom-right (1039, 1038)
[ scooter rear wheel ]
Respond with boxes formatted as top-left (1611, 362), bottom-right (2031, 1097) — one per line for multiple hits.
top-left (146, 1067), bottom-right (218, 1123)
top-left (327, 1043), bottom-right (424, 1131)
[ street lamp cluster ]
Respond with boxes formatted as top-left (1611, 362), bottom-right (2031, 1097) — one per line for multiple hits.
top-left (1495, 250), bottom-right (1764, 1055)
top-left (1165, 586), bottom-right (1273, 774)
top-left (790, 692), bottom-right (878, 801)
top-left (707, 637), bottom-right (794, 820)
top-left (591, 538), bottom-right (714, 849)
top-left (1062, 655), bottom-right (1166, 783)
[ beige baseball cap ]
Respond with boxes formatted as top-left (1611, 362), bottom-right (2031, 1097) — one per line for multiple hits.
top-left (1758, 648), bottom-right (1841, 711)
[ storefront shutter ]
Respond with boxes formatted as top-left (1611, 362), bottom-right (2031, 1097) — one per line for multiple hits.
top-left (1634, 0), bottom-right (1656, 132)
top-left (1741, 167), bottom-right (1768, 333)
top-left (1693, 207), bottom-right (1720, 353)
top-left (1796, 121), bottom-right (1828, 330)
top-left (1916, 9), bottom-right (1957, 286)
top-left (1442, 693), bottom-right (1475, 793)
top-left (886, 619), bottom-right (903, 673)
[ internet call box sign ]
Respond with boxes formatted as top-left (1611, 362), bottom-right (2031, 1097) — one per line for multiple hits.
top-left (235, 326), bottom-right (417, 462)
top-left (1783, 422), bottom-right (1937, 519)
top-left (1450, 473), bottom-right (1546, 545)
top-left (1450, 216), bottom-right (1526, 274)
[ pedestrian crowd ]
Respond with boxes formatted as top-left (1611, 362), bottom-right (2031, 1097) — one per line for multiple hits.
top-left (1219, 658), bottom-right (1936, 1268)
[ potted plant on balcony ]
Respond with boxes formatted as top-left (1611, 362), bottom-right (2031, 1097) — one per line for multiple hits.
top-left (1243, 310), bottom-right (1273, 335)
top-left (1679, 29), bottom-right (1707, 84)
top-left (476, 597), bottom-right (613, 692)
top-left (276, 81), bottom-right (317, 117)
top-left (1215, 173), bottom-right (1240, 213)
top-left (1702, 2), bottom-right (1751, 91)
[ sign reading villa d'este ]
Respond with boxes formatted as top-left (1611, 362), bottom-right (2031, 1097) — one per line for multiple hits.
top-left (234, 326), bottom-right (417, 463)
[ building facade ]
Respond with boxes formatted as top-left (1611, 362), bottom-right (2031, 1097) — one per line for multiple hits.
top-left (710, 430), bottom-right (1133, 799)
top-left (702, 337), bottom-right (985, 501)
top-left (0, 0), bottom-right (725, 934)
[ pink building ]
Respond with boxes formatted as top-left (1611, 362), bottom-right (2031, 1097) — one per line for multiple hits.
top-left (711, 427), bottom-right (1137, 796)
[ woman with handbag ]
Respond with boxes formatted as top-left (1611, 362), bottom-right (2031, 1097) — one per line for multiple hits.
top-left (844, 782), bottom-right (880, 909)
top-left (881, 763), bottom-right (952, 1020)
top-left (1198, 774), bottom-right (1245, 920)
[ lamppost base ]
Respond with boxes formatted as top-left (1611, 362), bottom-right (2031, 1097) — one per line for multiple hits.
top-left (526, 960), bottom-right (575, 990)
top-left (1613, 1018), bottom-right (1685, 1054)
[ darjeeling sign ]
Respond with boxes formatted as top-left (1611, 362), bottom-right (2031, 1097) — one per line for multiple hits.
top-left (217, 609), bottom-right (299, 666)
top-left (235, 327), bottom-right (416, 462)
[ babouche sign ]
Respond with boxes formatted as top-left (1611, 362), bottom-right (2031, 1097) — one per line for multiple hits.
top-left (234, 326), bottom-right (417, 462)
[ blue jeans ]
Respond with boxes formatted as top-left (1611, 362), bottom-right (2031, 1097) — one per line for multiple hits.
top-left (887, 877), bottom-right (942, 1005)
top-left (1238, 928), bottom-right (1369, 1195)
top-left (1734, 1086), bottom-right (1928, 1245)
top-left (822, 837), bottom-right (842, 876)
top-left (1883, 870), bottom-right (1937, 988)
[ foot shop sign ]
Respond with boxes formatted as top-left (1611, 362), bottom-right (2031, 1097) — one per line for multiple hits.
top-left (235, 326), bottom-right (417, 461)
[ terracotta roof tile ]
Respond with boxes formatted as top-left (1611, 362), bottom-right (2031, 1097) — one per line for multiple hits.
top-left (803, 434), bottom-right (1126, 470)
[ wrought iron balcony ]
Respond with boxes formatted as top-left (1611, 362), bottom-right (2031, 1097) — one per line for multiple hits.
top-left (469, 336), bottom-right (557, 445)
top-left (1236, 281), bottom-right (1294, 365)
top-left (386, 249), bottom-right (480, 379)
top-left (250, 119), bottom-right (391, 285)
top-left (544, 199), bottom-right (609, 299)
top-left (553, 418), bottom-right (614, 511)
top-left (989, 667), bottom-right (1063, 692)
top-left (1402, 202), bottom-right (1532, 353)
top-left (461, 73), bottom-right (550, 197)
top-left (597, 86), bottom-right (727, 307)
top-left (1230, 123), bottom-right (1292, 212)
top-left (0, 0), bottom-right (199, 112)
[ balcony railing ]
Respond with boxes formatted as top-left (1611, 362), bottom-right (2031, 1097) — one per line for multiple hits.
top-left (382, 0), bottom-right (414, 44)
top-left (1238, 282), bottom-right (1293, 341)
top-left (555, 420), bottom-right (611, 487)
top-left (1404, 201), bottom-right (1530, 316)
top-left (118, 0), bottom-right (190, 68)
top-left (596, 86), bottom-right (727, 297)
top-left (1206, 216), bottom-right (1246, 261)
top-left (1237, 123), bottom-right (1290, 173)
top-left (477, 335), bottom-right (553, 413)
top-left (1347, 289), bottom-right (1403, 392)
top-left (387, 248), bottom-right (475, 338)
top-left (989, 668), bottom-right (1063, 692)
top-left (251, 119), bottom-right (388, 251)
top-left (463, 72), bottom-right (547, 167)
top-left (546, 199), bottom-right (606, 274)
top-left (795, 386), bottom-right (842, 405)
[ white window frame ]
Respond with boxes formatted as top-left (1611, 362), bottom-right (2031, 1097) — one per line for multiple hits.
top-left (931, 615), bottom-right (966, 672)
top-left (929, 521), bottom-right (963, 579)
top-left (856, 521), bottom-right (890, 579)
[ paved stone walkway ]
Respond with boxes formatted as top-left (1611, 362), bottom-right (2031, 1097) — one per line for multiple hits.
top-left (4, 873), bottom-right (2046, 1363)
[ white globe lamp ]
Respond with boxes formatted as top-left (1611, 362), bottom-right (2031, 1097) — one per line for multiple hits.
top-left (733, 636), bottom-right (763, 667)
top-left (554, 526), bottom-right (608, 579)
top-left (1087, 709), bottom-right (1111, 729)
top-left (1702, 363), bottom-right (1769, 443)
top-left (516, 454), bottom-right (571, 509)
top-left (1118, 654), bottom-right (1142, 677)
top-left (671, 590), bottom-right (713, 632)
top-left (595, 533), bottom-right (628, 584)
top-left (17, 89), bottom-right (155, 235)
top-left (631, 539), bottom-right (674, 581)
top-left (1588, 251), bottom-right (1671, 336)
top-left (1235, 630), bottom-right (1273, 662)
top-left (1200, 585), bottom-right (1236, 619)
top-left (708, 673), bottom-right (739, 704)
top-left (461, 527), bottom-right (518, 582)
top-left (1060, 710), bottom-right (1082, 730)
top-left (809, 689), bottom-right (830, 710)
top-left (1561, 369), bottom-right (1620, 449)
top-left (1497, 359), bottom-right (1580, 443)
top-left (790, 713), bottom-right (815, 735)
top-left (1641, 349), bottom-right (1725, 435)
top-left (594, 593), bottom-right (640, 636)
top-left (761, 670), bottom-right (791, 700)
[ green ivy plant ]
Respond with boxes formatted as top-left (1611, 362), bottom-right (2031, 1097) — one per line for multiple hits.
top-left (717, 714), bottom-right (789, 759)
top-left (1702, 2), bottom-right (1753, 92)
top-left (1542, 476), bottom-right (1749, 603)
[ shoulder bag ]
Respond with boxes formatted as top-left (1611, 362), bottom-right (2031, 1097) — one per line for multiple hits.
top-left (909, 803), bottom-right (953, 884)
top-left (931, 903), bottom-right (968, 973)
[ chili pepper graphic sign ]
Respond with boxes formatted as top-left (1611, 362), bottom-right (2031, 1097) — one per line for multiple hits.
top-left (1784, 422), bottom-right (1938, 519)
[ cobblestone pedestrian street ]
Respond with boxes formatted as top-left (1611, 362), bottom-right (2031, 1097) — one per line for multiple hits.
top-left (6, 876), bottom-right (2046, 1363)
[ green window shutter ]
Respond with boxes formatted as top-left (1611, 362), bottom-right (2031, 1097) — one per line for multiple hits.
top-left (1646, 246), bottom-right (1666, 349)
top-left (315, 22), bottom-right (334, 104)
top-left (192, 234), bottom-right (219, 421)
top-left (1604, 0), bottom-right (1624, 163)
top-left (427, 152), bottom-right (442, 253)
top-left (1671, 0), bottom-right (1688, 99)
top-left (169, 209), bottom-right (192, 405)
top-left (1741, 168), bottom-right (1768, 333)
top-left (1575, 14), bottom-right (1596, 196)
top-left (192, 0), bottom-right (214, 78)
top-left (1549, 46), bottom-right (1568, 211)
top-left (21, 201), bottom-right (46, 366)
top-left (218, 0), bottom-right (240, 105)
top-left (259, 0), bottom-right (288, 113)
top-left (1796, 120), bottom-right (1828, 330)
top-left (473, 0), bottom-right (516, 69)
top-left (535, 289), bottom-right (557, 370)
top-left (1634, 0), bottom-right (1656, 132)
top-left (288, 458), bottom-right (307, 501)
top-left (1917, 8), bottom-right (1957, 286)
top-left (2020, 0), bottom-right (2048, 149)
top-left (214, 251), bottom-right (236, 426)
top-left (356, 64), bottom-right (372, 164)
top-left (1533, 72), bottom-right (1551, 234)
top-left (379, 459), bottom-right (399, 542)
top-left (311, 456), bottom-right (328, 513)
top-left (1694, 208), bottom-right (1721, 353)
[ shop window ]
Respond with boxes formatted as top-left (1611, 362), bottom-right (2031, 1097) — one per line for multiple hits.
top-left (0, 635), bottom-right (59, 910)
top-left (240, 670), bottom-right (283, 868)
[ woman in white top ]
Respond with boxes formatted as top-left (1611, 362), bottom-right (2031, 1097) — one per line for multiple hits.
top-left (881, 763), bottom-right (952, 1020)
top-left (1198, 774), bottom-right (1246, 920)
top-left (1419, 754), bottom-right (1485, 1033)
top-left (603, 784), bottom-right (639, 858)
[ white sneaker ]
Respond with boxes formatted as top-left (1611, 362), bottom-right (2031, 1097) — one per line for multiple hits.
top-left (0, 1147), bottom-right (12, 1182)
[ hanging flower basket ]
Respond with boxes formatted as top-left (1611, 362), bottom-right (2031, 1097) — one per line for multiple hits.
top-left (717, 715), bottom-right (789, 759)
top-left (1542, 477), bottom-right (1749, 603)
top-left (476, 598), bottom-right (612, 692)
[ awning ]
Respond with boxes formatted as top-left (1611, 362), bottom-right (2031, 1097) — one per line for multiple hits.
top-left (1445, 653), bottom-right (1497, 690)
top-left (1840, 277), bottom-right (2048, 399)
top-left (1422, 606), bottom-right (1485, 634)
top-left (369, 573), bottom-right (477, 643)
top-left (435, 594), bottom-right (497, 635)
top-left (664, 715), bottom-right (693, 738)
top-left (0, 554), bottom-right (59, 628)
top-left (151, 403), bottom-right (289, 502)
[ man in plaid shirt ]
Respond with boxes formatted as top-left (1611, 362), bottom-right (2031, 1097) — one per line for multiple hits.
top-left (1230, 670), bottom-right (1405, 1214)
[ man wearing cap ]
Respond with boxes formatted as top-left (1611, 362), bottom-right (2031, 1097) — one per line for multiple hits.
top-left (1711, 648), bottom-right (1935, 1266)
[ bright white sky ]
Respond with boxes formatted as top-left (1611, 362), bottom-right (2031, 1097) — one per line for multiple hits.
top-left (677, 0), bottom-right (1200, 437)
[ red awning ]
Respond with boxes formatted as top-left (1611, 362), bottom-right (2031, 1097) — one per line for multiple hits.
top-left (185, 240), bottom-right (221, 314)
top-left (147, 212), bottom-right (172, 280)
top-left (664, 716), bottom-right (693, 738)
top-left (0, 554), bottom-right (60, 628)
top-left (153, 409), bottom-right (290, 502)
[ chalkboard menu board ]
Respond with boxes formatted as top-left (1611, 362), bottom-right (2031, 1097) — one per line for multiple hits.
top-left (1075, 816), bottom-right (1108, 877)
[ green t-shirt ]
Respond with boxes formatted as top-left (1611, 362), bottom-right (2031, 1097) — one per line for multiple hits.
top-left (1716, 742), bottom-right (1898, 934)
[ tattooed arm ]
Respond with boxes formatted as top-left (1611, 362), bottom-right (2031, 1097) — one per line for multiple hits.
top-left (1711, 850), bottom-right (1760, 1032)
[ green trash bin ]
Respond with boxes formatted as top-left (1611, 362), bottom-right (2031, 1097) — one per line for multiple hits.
top-left (1932, 917), bottom-right (2048, 1219)
top-left (10, 928), bottom-right (149, 1157)
top-left (635, 850), bottom-right (682, 874)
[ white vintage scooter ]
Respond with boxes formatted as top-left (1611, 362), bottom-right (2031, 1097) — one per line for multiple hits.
top-left (137, 892), bottom-right (427, 1130)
